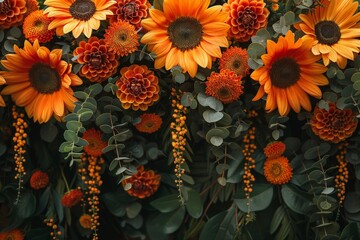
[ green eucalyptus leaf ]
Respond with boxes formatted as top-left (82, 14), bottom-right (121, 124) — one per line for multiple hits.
top-left (185, 189), bottom-right (203, 219)
top-left (40, 122), bottom-right (58, 143)
top-left (203, 110), bottom-right (223, 123)
top-left (281, 184), bottom-right (312, 215)
top-left (162, 206), bottom-right (186, 234)
top-left (150, 194), bottom-right (180, 213)
top-left (234, 184), bottom-right (273, 212)
top-left (126, 202), bottom-right (142, 219)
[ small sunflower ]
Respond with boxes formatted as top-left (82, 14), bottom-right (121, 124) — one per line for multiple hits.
top-left (30, 170), bottom-right (49, 190)
top-left (264, 141), bottom-right (286, 159)
top-left (79, 214), bottom-right (92, 229)
top-left (263, 156), bottom-right (293, 185)
top-left (295, 0), bottom-right (360, 68)
top-left (61, 189), bottom-right (83, 208)
top-left (82, 128), bottom-right (107, 157)
top-left (251, 31), bottom-right (328, 116)
top-left (104, 20), bottom-right (139, 57)
top-left (135, 113), bottom-right (162, 133)
top-left (23, 10), bottom-right (55, 43)
top-left (219, 47), bottom-right (250, 76)
top-left (0, 0), bottom-right (27, 29)
top-left (205, 69), bottom-right (244, 104)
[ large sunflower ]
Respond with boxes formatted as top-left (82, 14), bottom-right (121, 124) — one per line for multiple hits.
top-left (44, 0), bottom-right (116, 38)
top-left (141, 0), bottom-right (229, 77)
top-left (251, 31), bottom-right (328, 116)
top-left (0, 40), bottom-right (83, 123)
top-left (294, 0), bottom-right (360, 68)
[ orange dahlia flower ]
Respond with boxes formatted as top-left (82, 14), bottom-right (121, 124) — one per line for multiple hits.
top-left (73, 37), bottom-right (119, 83)
top-left (294, 0), bottom-right (360, 69)
top-left (264, 156), bottom-right (293, 185)
top-left (104, 20), bottom-right (139, 57)
top-left (223, 0), bottom-right (270, 42)
top-left (61, 189), bottom-right (83, 208)
top-left (116, 64), bottom-right (160, 111)
top-left (122, 165), bottom-right (161, 199)
top-left (135, 113), bottom-right (162, 133)
top-left (0, 40), bottom-right (83, 123)
top-left (0, 229), bottom-right (24, 240)
top-left (44, 0), bottom-right (116, 38)
top-left (23, 10), bottom-right (55, 43)
top-left (264, 141), bottom-right (286, 159)
top-left (24, 0), bottom-right (39, 18)
top-left (30, 170), bottom-right (49, 190)
top-left (109, 0), bottom-right (150, 28)
top-left (79, 214), bottom-right (92, 229)
top-left (219, 47), bottom-right (250, 76)
top-left (82, 128), bottom-right (107, 157)
top-left (251, 31), bottom-right (328, 116)
top-left (205, 69), bottom-right (244, 104)
top-left (0, 0), bottom-right (27, 29)
top-left (310, 102), bottom-right (358, 143)
top-left (141, 0), bottom-right (229, 77)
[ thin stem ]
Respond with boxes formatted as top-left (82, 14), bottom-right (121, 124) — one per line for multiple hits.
top-left (60, 167), bottom-right (70, 192)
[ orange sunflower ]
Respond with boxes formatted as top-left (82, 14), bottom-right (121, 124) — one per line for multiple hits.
top-left (294, 0), bottom-right (360, 69)
top-left (219, 46), bottom-right (250, 76)
top-left (263, 156), bottom-right (293, 185)
top-left (141, 0), bottom-right (229, 77)
top-left (82, 128), bottom-right (107, 157)
top-left (23, 10), bottom-right (55, 43)
top-left (44, 0), bottom-right (116, 38)
top-left (135, 113), bottom-right (162, 133)
top-left (0, 0), bottom-right (27, 29)
top-left (0, 40), bottom-right (83, 123)
top-left (251, 31), bottom-right (328, 116)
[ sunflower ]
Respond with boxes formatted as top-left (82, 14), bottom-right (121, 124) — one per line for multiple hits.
top-left (23, 10), bottom-right (55, 43)
top-left (141, 0), bottom-right (229, 77)
top-left (30, 170), bottom-right (49, 190)
top-left (0, 40), bottom-right (83, 123)
top-left (135, 113), bottom-right (162, 133)
top-left (44, 0), bottom-right (116, 38)
top-left (104, 20), bottom-right (139, 57)
top-left (0, 0), bottom-right (27, 29)
top-left (79, 214), bottom-right (92, 229)
top-left (264, 141), bottom-right (286, 159)
top-left (82, 128), bottom-right (107, 157)
top-left (219, 47), bottom-right (250, 76)
top-left (251, 31), bottom-right (328, 116)
top-left (263, 156), bottom-right (293, 185)
top-left (294, 0), bottom-right (360, 68)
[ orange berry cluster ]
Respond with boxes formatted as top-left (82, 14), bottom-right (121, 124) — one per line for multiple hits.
top-left (242, 127), bottom-right (256, 219)
top-left (44, 218), bottom-right (62, 240)
top-left (247, 109), bottom-right (258, 118)
top-left (267, 0), bottom-right (279, 11)
top-left (12, 106), bottom-right (28, 203)
top-left (170, 88), bottom-right (188, 204)
top-left (335, 142), bottom-right (349, 205)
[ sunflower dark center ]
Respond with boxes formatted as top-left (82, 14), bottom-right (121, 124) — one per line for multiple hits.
top-left (34, 20), bottom-right (43, 27)
top-left (315, 21), bottom-right (341, 45)
top-left (145, 121), bottom-right (154, 128)
top-left (119, 33), bottom-right (127, 42)
top-left (29, 63), bottom-right (61, 94)
top-left (168, 17), bottom-right (203, 51)
top-left (238, 7), bottom-right (256, 28)
top-left (271, 163), bottom-right (282, 176)
top-left (219, 87), bottom-right (230, 97)
top-left (233, 60), bottom-right (241, 69)
top-left (70, 0), bottom-right (96, 21)
top-left (270, 58), bottom-right (300, 88)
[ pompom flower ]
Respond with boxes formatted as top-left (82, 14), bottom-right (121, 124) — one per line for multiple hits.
top-left (264, 156), bottom-right (293, 185)
top-left (23, 10), bottom-right (55, 43)
top-left (109, 0), bottom-right (150, 28)
top-left (219, 47), bottom-right (250, 76)
top-left (294, 0), bottom-right (360, 68)
top-left (135, 113), bottom-right (162, 133)
top-left (30, 170), bottom-right (49, 190)
top-left (264, 141), bottom-right (286, 159)
top-left (205, 69), bottom-right (244, 104)
top-left (116, 64), bottom-right (160, 111)
top-left (61, 189), bottom-right (83, 208)
top-left (73, 36), bottom-right (119, 83)
top-left (0, 229), bottom-right (24, 240)
top-left (310, 102), bottom-right (358, 143)
top-left (0, 40), bottom-right (83, 123)
top-left (44, 0), bottom-right (116, 38)
top-left (122, 166), bottom-right (161, 199)
top-left (79, 214), bottom-right (92, 229)
top-left (0, 0), bottom-right (27, 29)
top-left (24, 0), bottom-right (39, 18)
top-left (104, 20), bottom-right (139, 57)
top-left (82, 128), bottom-right (107, 157)
top-left (223, 0), bottom-right (270, 42)
top-left (251, 31), bottom-right (328, 116)
top-left (141, 0), bottom-right (229, 77)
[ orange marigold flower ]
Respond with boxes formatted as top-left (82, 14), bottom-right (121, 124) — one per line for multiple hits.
top-left (264, 141), bottom-right (286, 159)
top-left (30, 170), bottom-right (49, 190)
top-left (205, 69), bottom-right (244, 104)
top-left (73, 37), bottom-right (119, 83)
top-left (61, 189), bottom-right (83, 208)
top-left (0, 40), bottom-right (83, 123)
top-left (135, 113), bottom-right (162, 133)
top-left (310, 102), bottom-right (358, 143)
top-left (264, 156), bottom-right (293, 185)
top-left (24, 0), bottom-right (39, 18)
top-left (219, 47), bottom-right (250, 76)
top-left (104, 20), bottom-right (139, 57)
top-left (23, 10), bottom-right (55, 43)
top-left (82, 128), bottom-right (107, 157)
top-left (223, 0), bottom-right (270, 42)
top-left (79, 214), bottom-right (92, 229)
top-left (108, 0), bottom-right (150, 29)
top-left (116, 64), bottom-right (160, 111)
top-left (0, 0), bottom-right (27, 29)
top-left (122, 166), bottom-right (161, 199)
top-left (0, 229), bottom-right (24, 240)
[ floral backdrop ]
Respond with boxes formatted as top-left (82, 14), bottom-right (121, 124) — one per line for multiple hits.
top-left (0, 0), bottom-right (360, 239)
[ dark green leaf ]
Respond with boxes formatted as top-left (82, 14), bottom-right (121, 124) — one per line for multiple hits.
top-left (150, 194), bottom-right (180, 213)
top-left (281, 184), bottom-right (312, 215)
top-left (185, 189), bottom-right (203, 219)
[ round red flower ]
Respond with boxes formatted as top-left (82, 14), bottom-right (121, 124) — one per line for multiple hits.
top-left (310, 102), bottom-right (358, 143)
top-left (30, 170), bottom-right (49, 190)
top-left (82, 128), bottom-right (107, 157)
top-left (116, 64), bottom-right (160, 111)
top-left (219, 47), bottom-right (250, 76)
top-left (23, 10), bottom-right (55, 43)
top-left (122, 166), bottom-right (161, 199)
top-left (264, 141), bottom-right (286, 159)
top-left (205, 69), bottom-right (244, 104)
top-left (0, 0), bottom-right (27, 29)
top-left (0, 229), bottom-right (24, 240)
top-left (135, 113), bottom-right (162, 133)
top-left (109, 0), bottom-right (150, 29)
top-left (264, 156), bottom-right (293, 185)
top-left (61, 189), bottom-right (83, 208)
